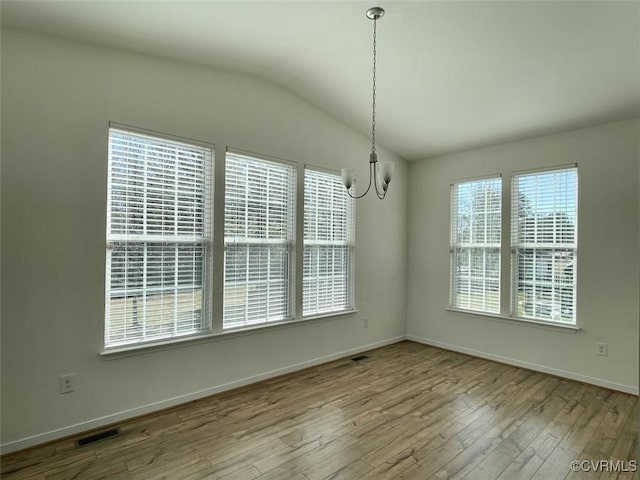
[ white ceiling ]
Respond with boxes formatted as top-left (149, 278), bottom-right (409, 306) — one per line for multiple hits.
top-left (2, 1), bottom-right (639, 161)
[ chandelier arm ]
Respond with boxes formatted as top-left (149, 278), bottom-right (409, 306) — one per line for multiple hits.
top-left (372, 163), bottom-right (387, 199)
top-left (346, 163), bottom-right (374, 199)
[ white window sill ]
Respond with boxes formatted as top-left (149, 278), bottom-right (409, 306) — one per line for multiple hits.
top-left (446, 307), bottom-right (579, 333)
top-left (100, 309), bottom-right (359, 359)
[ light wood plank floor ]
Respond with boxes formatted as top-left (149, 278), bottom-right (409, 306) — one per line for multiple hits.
top-left (2, 341), bottom-right (638, 480)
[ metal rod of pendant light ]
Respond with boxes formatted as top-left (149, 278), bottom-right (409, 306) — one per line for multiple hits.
top-left (342, 6), bottom-right (394, 200)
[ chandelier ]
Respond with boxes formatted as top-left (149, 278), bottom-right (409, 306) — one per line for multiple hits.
top-left (342, 7), bottom-right (394, 199)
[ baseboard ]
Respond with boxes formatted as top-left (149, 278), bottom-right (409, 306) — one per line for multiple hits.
top-left (407, 335), bottom-right (639, 395)
top-left (1, 336), bottom-right (405, 455)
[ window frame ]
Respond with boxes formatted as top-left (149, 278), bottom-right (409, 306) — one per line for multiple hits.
top-left (104, 123), bottom-right (215, 351)
top-left (222, 149), bottom-right (297, 330)
top-left (303, 166), bottom-right (356, 317)
top-left (448, 165), bottom-right (579, 330)
top-left (510, 165), bottom-right (578, 325)
top-left (449, 175), bottom-right (502, 315)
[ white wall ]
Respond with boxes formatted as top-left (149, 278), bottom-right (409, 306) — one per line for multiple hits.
top-left (407, 118), bottom-right (639, 394)
top-left (0, 29), bottom-right (409, 451)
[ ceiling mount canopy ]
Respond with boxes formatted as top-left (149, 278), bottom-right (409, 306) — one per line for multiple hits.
top-left (366, 6), bottom-right (385, 20)
top-left (342, 6), bottom-right (394, 200)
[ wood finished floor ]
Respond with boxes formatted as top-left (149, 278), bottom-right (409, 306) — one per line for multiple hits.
top-left (2, 341), bottom-right (638, 480)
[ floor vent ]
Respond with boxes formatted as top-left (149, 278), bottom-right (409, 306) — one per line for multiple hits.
top-left (351, 355), bottom-right (369, 362)
top-left (75, 428), bottom-right (120, 448)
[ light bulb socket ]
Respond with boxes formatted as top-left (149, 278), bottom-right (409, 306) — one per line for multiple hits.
top-left (380, 161), bottom-right (394, 184)
top-left (341, 168), bottom-right (355, 189)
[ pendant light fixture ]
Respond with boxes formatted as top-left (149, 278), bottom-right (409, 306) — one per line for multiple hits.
top-left (342, 6), bottom-right (394, 199)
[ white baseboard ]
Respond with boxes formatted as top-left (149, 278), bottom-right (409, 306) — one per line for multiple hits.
top-left (1, 336), bottom-right (405, 455)
top-left (407, 335), bottom-right (639, 396)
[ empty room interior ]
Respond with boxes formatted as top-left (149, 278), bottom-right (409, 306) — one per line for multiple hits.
top-left (1, 1), bottom-right (638, 479)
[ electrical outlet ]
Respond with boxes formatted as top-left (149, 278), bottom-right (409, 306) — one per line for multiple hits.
top-left (59, 374), bottom-right (75, 394)
top-left (363, 317), bottom-right (369, 328)
top-left (596, 342), bottom-right (608, 357)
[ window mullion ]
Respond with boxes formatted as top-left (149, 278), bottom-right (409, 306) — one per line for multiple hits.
top-left (142, 147), bottom-right (149, 342)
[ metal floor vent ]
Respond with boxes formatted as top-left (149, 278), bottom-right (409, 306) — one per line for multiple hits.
top-left (351, 355), bottom-right (370, 362)
top-left (75, 428), bottom-right (120, 448)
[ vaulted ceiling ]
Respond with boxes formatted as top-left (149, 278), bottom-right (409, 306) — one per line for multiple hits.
top-left (2, 1), bottom-right (638, 161)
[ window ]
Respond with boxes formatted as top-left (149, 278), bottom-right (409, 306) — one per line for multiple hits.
top-left (105, 127), bottom-right (357, 350)
top-left (449, 166), bottom-right (578, 327)
top-left (223, 151), bottom-right (296, 328)
top-left (105, 126), bottom-right (213, 349)
top-left (450, 177), bottom-right (502, 314)
top-left (512, 167), bottom-right (577, 324)
top-left (303, 168), bottom-right (355, 316)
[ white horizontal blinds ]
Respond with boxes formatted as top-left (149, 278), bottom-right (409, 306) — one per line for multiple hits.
top-left (105, 128), bottom-right (213, 348)
top-left (450, 177), bottom-right (501, 314)
top-left (512, 167), bottom-right (577, 324)
top-left (303, 169), bottom-right (355, 316)
top-left (224, 151), bottom-right (296, 328)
